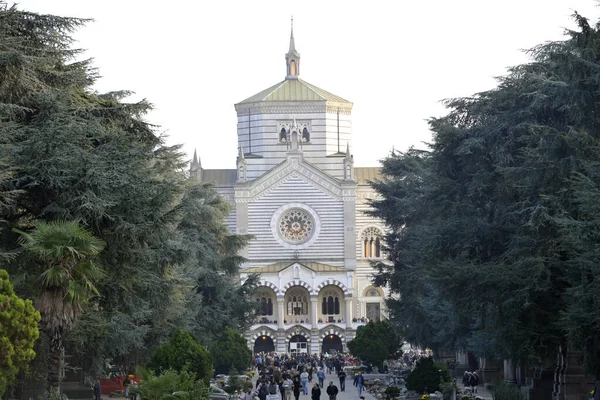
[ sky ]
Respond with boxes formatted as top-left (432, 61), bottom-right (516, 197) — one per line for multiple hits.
top-left (13, 0), bottom-right (600, 168)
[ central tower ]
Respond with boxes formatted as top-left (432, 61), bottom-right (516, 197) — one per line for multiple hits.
top-left (233, 23), bottom-right (354, 180)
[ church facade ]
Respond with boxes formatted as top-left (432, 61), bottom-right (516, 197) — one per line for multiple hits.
top-left (190, 26), bottom-right (387, 354)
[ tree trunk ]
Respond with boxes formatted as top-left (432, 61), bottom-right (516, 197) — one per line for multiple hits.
top-left (47, 330), bottom-right (63, 396)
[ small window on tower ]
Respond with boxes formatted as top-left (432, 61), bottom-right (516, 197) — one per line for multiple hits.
top-left (290, 60), bottom-right (297, 76)
top-left (302, 127), bottom-right (310, 142)
top-left (280, 128), bottom-right (287, 143)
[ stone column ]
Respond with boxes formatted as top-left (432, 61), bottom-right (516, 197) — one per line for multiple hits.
top-left (235, 201), bottom-right (249, 258)
top-left (277, 299), bottom-right (285, 330)
top-left (345, 298), bottom-right (352, 328)
top-left (504, 359), bottom-right (516, 383)
top-left (310, 296), bottom-right (318, 326)
top-left (342, 183), bottom-right (357, 270)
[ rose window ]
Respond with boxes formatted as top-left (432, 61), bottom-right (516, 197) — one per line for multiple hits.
top-left (278, 209), bottom-right (314, 243)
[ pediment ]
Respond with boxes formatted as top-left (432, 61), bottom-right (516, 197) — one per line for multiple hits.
top-left (234, 155), bottom-right (354, 202)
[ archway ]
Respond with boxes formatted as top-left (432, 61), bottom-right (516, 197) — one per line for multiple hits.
top-left (322, 334), bottom-right (343, 354)
top-left (253, 335), bottom-right (275, 354)
top-left (289, 334), bottom-right (308, 354)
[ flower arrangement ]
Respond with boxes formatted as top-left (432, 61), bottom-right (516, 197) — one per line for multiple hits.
top-left (421, 394), bottom-right (430, 400)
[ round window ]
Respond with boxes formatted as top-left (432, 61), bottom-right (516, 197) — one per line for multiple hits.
top-left (278, 208), bottom-right (314, 244)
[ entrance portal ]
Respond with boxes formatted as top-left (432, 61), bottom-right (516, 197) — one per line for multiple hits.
top-left (253, 336), bottom-right (275, 353)
top-left (289, 334), bottom-right (308, 354)
top-left (322, 334), bottom-right (343, 354)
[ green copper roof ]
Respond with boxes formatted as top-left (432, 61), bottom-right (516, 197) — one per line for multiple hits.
top-left (237, 78), bottom-right (351, 104)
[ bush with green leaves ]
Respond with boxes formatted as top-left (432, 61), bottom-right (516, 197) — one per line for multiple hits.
top-left (347, 320), bottom-right (402, 370)
top-left (405, 357), bottom-right (451, 394)
top-left (210, 328), bottom-right (252, 375)
top-left (0, 269), bottom-right (40, 398)
top-left (132, 367), bottom-right (208, 400)
top-left (489, 382), bottom-right (524, 400)
top-left (148, 330), bottom-right (213, 383)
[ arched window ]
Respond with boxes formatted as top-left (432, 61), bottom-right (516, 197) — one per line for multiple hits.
top-left (280, 128), bottom-right (287, 142)
top-left (302, 127), bottom-right (310, 142)
top-left (287, 290), bottom-right (308, 316)
top-left (254, 291), bottom-right (274, 316)
top-left (321, 291), bottom-right (341, 315)
top-left (361, 227), bottom-right (383, 259)
top-left (290, 60), bottom-right (297, 76)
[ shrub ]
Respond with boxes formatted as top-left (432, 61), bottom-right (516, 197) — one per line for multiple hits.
top-left (132, 367), bottom-right (208, 400)
top-left (489, 382), bottom-right (524, 400)
top-left (210, 328), bottom-right (252, 375)
top-left (405, 357), bottom-right (451, 394)
top-left (148, 330), bottom-right (213, 383)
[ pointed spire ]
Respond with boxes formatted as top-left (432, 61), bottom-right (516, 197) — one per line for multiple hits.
top-left (289, 16), bottom-right (296, 52)
top-left (346, 142), bottom-right (351, 156)
top-left (285, 17), bottom-right (300, 79)
top-left (238, 146), bottom-right (245, 160)
top-left (192, 148), bottom-right (198, 164)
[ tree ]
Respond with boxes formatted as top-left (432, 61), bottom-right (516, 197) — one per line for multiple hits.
top-left (148, 330), bottom-right (213, 384)
top-left (405, 357), bottom-right (451, 394)
top-left (347, 320), bottom-right (402, 369)
top-left (0, 269), bottom-right (40, 398)
top-left (210, 328), bottom-right (252, 375)
top-left (0, 3), bottom-right (257, 378)
top-left (14, 220), bottom-right (105, 393)
top-left (370, 11), bottom-right (600, 374)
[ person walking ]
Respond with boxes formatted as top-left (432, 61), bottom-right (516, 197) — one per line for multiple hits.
top-left (338, 370), bottom-right (346, 392)
top-left (470, 371), bottom-right (479, 394)
top-left (301, 369), bottom-right (310, 395)
top-left (353, 372), bottom-right (364, 397)
top-left (283, 376), bottom-right (293, 400)
top-left (293, 377), bottom-right (302, 400)
top-left (462, 371), bottom-right (470, 391)
top-left (311, 383), bottom-right (321, 400)
top-left (93, 380), bottom-right (102, 400)
top-left (326, 382), bottom-right (339, 400)
top-left (317, 368), bottom-right (325, 389)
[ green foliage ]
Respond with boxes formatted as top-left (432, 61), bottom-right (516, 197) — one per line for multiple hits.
top-left (223, 367), bottom-right (244, 394)
top-left (489, 382), bottom-right (524, 400)
top-left (405, 357), bottom-right (451, 394)
top-left (210, 328), bottom-right (252, 375)
top-left (0, 3), bottom-right (257, 377)
top-left (347, 320), bottom-right (402, 369)
top-left (0, 269), bottom-right (40, 398)
top-left (370, 11), bottom-right (600, 372)
top-left (384, 386), bottom-right (401, 400)
top-left (148, 330), bottom-right (213, 384)
top-left (13, 220), bottom-right (104, 393)
top-left (132, 367), bottom-right (209, 400)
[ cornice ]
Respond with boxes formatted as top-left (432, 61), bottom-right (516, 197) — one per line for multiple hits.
top-left (234, 156), bottom-right (357, 203)
top-left (235, 101), bottom-right (352, 116)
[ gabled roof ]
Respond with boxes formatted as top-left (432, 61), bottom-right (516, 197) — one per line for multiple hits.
top-left (245, 262), bottom-right (346, 274)
top-left (202, 169), bottom-right (237, 186)
top-left (237, 78), bottom-right (351, 104)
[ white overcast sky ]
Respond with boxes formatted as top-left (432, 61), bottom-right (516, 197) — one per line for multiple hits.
top-left (13, 0), bottom-right (600, 168)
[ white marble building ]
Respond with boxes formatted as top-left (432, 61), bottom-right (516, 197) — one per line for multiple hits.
top-left (190, 25), bottom-right (387, 354)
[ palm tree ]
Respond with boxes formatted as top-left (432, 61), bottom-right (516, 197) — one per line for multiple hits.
top-left (14, 220), bottom-right (106, 395)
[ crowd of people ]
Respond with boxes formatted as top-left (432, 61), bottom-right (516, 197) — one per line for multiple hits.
top-left (238, 353), bottom-right (368, 400)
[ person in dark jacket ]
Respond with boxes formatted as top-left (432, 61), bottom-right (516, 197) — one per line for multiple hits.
top-left (293, 377), bottom-right (302, 400)
top-left (311, 382), bottom-right (321, 400)
top-left (326, 382), bottom-right (339, 400)
top-left (338, 370), bottom-right (346, 392)
top-left (353, 372), bottom-right (365, 397)
top-left (93, 380), bottom-right (102, 400)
